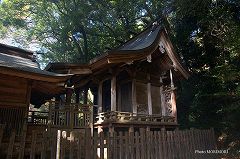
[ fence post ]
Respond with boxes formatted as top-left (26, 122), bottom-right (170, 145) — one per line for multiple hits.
top-left (140, 128), bottom-right (146, 159)
top-left (0, 124), bottom-right (5, 148)
top-left (99, 131), bottom-right (104, 159)
top-left (30, 130), bottom-right (37, 159)
top-left (41, 131), bottom-right (47, 159)
top-left (18, 122), bottom-right (27, 159)
top-left (6, 131), bottom-right (15, 159)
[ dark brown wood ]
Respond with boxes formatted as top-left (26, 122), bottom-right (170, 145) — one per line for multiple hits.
top-left (6, 131), bottom-right (15, 159)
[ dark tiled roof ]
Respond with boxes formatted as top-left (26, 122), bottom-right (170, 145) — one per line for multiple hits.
top-left (117, 24), bottom-right (161, 51)
top-left (0, 52), bottom-right (69, 77)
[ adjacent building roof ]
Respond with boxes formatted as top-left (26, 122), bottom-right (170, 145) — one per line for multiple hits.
top-left (0, 43), bottom-right (72, 107)
top-left (0, 43), bottom-right (71, 82)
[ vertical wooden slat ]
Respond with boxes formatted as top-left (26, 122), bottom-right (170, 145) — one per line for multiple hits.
top-left (40, 131), bottom-right (47, 159)
top-left (161, 129), bottom-right (167, 159)
top-left (77, 132), bottom-right (82, 159)
top-left (92, 132), bottom-right (98, 159)
top-left (85, 129), bottom-right (91, 159)
top-left (112, 132), bottom-right (117, 159)
top-left (51, 130), bottom-right (57, 159)
top-left (158, 131), bottom-right (164, 159)
top-left (129, 131), bottom-right (134, 159)
top-left (0, 124), bottom-right (5, 147)
top-left (140, 128), bottom-right (146, 159)
top-left (56, 130), bottom-right (61, 159)
top-left (166, 131), bottom-right (172, 159)
top-left (99, 131), bottom-right (104, 159)
top-left (135, 131), bottom-right (140, 159)
top-left (18, 122), bottom-right (27, 159)
top-left (69, 131), bottom-right (74, 159)
top-left (119, 132), bottom-right (123, 159)
top-left (30, 130), bottom-right (37, 159)
top-left (7, 131), bottom-right (15, 159)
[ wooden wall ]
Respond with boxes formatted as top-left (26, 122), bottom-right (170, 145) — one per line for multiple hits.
top-left (0, 74), bottom-right (29, 135)
top-left (0, 75), bottom-right (28, 107)
top-left (120, 82), bottom-right (132, 112)
top-left (151, 85), bottom-right (161, 114)
top-left (136, 82), bottom-right (148, 114)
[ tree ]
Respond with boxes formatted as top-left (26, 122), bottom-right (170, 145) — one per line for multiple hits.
top-left (0, 0), bottom-right (168, 63)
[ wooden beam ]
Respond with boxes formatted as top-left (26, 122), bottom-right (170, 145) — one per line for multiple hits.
top-left (98, 81), bottom-right (103, 113)
top-left (111, 75), bottom-right (117, 111)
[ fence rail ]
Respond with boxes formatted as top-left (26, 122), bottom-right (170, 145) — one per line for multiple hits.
top-left (0, 127), bottom-right (218, 159)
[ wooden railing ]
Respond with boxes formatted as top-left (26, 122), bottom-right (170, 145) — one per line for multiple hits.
top-left (95, 111), bottom-right (175, 124)
top-left (48, 101), bottom-right (93, 129)
top-left (27, 102), bottom-right (94, 129)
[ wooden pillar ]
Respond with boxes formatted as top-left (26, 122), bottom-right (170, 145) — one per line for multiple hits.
top-left (98, 81), bottom-right (103, 113)
top-left (170, 69), bottom-right (177, 122)
top-left (83, 87), bottom-right (88, 104)
top-left (132, 79), bottom-right (137, 114)
top-left (111, 75), bottom-right (117, 111)
top-left (160, 77), bottom-right (166, 116)
top-left (75, 89), bottom-right (80, 104)
top-left (66, 87), bottom-right (73, 104)
top-left (147, 74), bottom-right (152, 115)
top-left (18, 80), bottom-right (32, 159)
top-left (117, 85), bottom-right (121, 111)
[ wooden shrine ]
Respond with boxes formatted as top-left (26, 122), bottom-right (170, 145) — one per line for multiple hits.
top-left (46, 21), bottom-right (190, 132)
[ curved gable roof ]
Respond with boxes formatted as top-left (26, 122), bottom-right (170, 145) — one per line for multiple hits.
top-left (47, 21), bottom-right (190, 79)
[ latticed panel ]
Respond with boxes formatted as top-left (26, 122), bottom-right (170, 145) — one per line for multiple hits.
top-left (163, 85), bottom-right (173, 116)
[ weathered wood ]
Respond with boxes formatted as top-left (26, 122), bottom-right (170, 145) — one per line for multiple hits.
top-left (147, 81), bottom-right (152, 115)
top-left (119, 131), bottom-right (123, 159)
top-left (18, 122), bottom-right (27, 159)
top-left (40, 131), bottom-right (47, 159)
top-left (124, 131), bottom-right (129, 159)
top-left (85, 129), bottom-right (92, 159)
top-left (0, 124), bottom-right (5, 148)
top-left (98, 81), bottom-right (103, 113)
top-left (135, 131), bottom-right (140, 159)
top-left (111, 75), bottom-right (117, 111)
top-left (30, 131), bottom-right (37, 159)
top-left (132, 79), bottom-right (137, 114)
top-left (6, 131), bottom-right (15, 159)
top-left (140, 128), bottom-right (146, 159)
top-left (56, 130), bottom-right (61, 159)
top-left (51, 130), bottom-right (57, 159)
top-left (99, 131), bottom-right (104, 159)
top-left (0, 128), bottom-right (216, 158)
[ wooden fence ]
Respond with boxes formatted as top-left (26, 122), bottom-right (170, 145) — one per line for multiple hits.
top-left (0, 128), bottom-right (217, 159)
